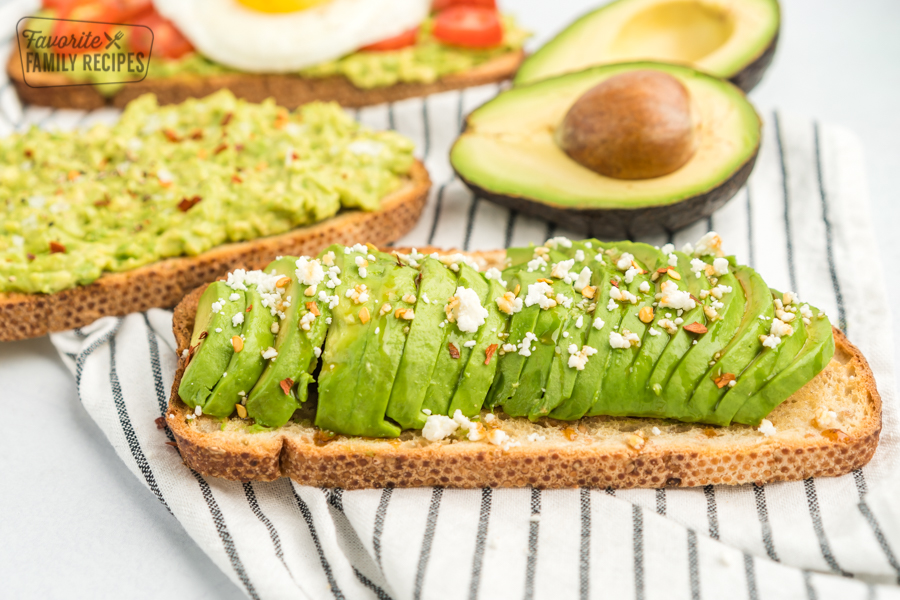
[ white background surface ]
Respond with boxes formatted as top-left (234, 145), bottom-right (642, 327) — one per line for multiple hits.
top-left (1, 1), bottom-right (899, 598)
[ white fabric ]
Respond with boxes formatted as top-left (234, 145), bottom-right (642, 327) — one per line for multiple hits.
top-left (41, 87), bottom-right (900, 600)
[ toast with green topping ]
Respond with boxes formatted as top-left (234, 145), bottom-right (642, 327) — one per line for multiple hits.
top-left (165, 235), bottom-right (881, 489)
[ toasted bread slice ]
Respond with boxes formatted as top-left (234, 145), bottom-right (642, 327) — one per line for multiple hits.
top-left (6, 50), bottom-right (524, 110)
top-left (0, 162), bottom-right (430, 342)
top-left (165, 248), bottom-right (881, 490)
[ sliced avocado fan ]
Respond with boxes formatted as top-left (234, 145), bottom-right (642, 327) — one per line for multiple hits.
top-left (179, 235), bottom-right (834, 437)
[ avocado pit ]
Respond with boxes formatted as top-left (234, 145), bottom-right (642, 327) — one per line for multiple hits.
top-left (556, 69), bottom-right (698, 180)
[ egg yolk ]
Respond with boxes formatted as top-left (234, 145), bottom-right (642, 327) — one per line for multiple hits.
top-left (237, 0), bottom-right (331, 13)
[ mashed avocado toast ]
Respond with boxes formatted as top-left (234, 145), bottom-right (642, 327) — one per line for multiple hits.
top-left (165, 233), bottom-right (880, 489)
top-left (0, 89), bottom-right (431, 341)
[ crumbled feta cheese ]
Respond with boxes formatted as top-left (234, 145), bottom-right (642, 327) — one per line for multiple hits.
top-left (463, 340), bottom-right (477, 348)
top-left (358, 267), bottom-right (367, 279)
top-left (551, 258), bottom-right (575, 280)
top-left (545, 236), bottom-right (572, 249)
top-left (501, 343), bottom-right (516, 353)
top-left (313, 347), bottom-right (321, 358)
top-left (623, 266), bottom-right (639, 284)
top-left (447, 287), bottom-right (489, 332)
top-left (758, 419), bottom-right (776, 436)
top-left (760, 334), bottom-right (781, 349)
top-left (232, 313), bottom-right (244, 327)
top-left (496, 291), bottom-right (523, 315)
top-left (211, 299), bottom-right (225, 313)
top-left (487, 429), bottom-right (509, 446)
top-left (657, 280), bottom-right (696, 310)
top-left (555, 293), bottom-right (573, 309)
top-left (484, 268), bottom-right (507, 287)
top-left (423, 415), bottom-right (459, 442)
top-left (616, 252), bottom-right (634, 271)
top-left (575, 315), bottom-right (584, 328)
top-left (668, 254), bottom-right (678, 267)
top-left (527, 433), bottom-right (546, 443)
top-left (661, 243), bottom-right (675, 255)
top-left (593, 317), bottom-right (605, 330)
top-left (525, 281), bottom-right (557, 310)
top-left (648, 327), bottom-right (661, 337)
top-left (610, 286), bottom-right (638, 304)
top-left (452, 409), bottom-right (484, 441)
top-left (639, 281), bottom-right (651, 294)
top-left (609, 330), bottom-right (640, 349)
top-left (299, 312), bottom-right (316, 331)
top-left (345, 284), bottom-right (369, 304)
top-left (573, 267), bottom-right (593, 292)
top-left (261, 347), bottom-right (278, 360)
top-left (607, 298), bottom-right (618, 312)
top-left (770, 318), bottom-right (794, 338)
top-left (813, 407), bottom-right (839, 429)
top-left (694, 232), bottom-right (723, 257)
top-left (690, 258), bottom-right (707, 278)
top-left (658, 319), bottom-right (678, 335)
top-left (518, 332), bottom-right (538, 356)
top-left (651, 426), bottom-right (661, 436)
top-left (713, 257), bottom-right (730, 275)
top-left (567, 344), bottom-right (598, 370)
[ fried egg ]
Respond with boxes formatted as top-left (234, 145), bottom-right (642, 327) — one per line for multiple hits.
top-left (153, 0), bottom-right (431, 72)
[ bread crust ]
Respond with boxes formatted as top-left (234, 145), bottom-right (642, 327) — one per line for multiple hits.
top-left (0, 162), bottom-right (430, 341)
top-left (165, 248), bottom-right (881, 489)
top-left (6, 50), bottom-right (524, 110)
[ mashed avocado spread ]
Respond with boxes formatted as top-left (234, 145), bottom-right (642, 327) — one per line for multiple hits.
top-left (0, 90), bottom-right (415, 295)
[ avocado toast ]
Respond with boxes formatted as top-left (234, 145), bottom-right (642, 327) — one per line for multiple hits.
top-left (0, 90), bottom-right (432, 341)
top-left (165, 235), bottom-right (880, 489)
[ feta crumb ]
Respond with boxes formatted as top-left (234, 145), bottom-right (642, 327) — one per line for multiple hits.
top-left (484, 413), bottom-right (495, 423)
top-left (648, 327), bottom-right (661, 337)
top-left (232, 312), bottom-right (244, 327)
top-left (525, 281), bottom-right (557, 310)
top-left (651, 426), bottom-right (661, 436)
top-left (313, 347), bottom-right (321, 358)
top-left (487, 429), bottom-right (509, 446)
top-left (464, 340), bottom-right (477, 348)
top-left (574, 267), bottom-right (592, 292)
top-left (518, 332), bottom-right (538, 357)
top-left (609, 330), bottom-right (639, 349)
top-left (211, 299), bottom-right (224, 314)
top-left (661, 243), bottom-right (675, 255)
top-left (770, 318), bottom-right (794, 338)
top-left (593, 317), bottom-right (605, 330)
top-left (261, 347), bottom-right (278, 360)
top-left (527, 433), bottom-right (546, 443)
top-left (447, 287), bottom-right (489, 332)
top-left (575, 315), bottom-right (584, 328)
top-left (668, 254), bottom-right (678, 267)
top-left (694, 232), bottom-right (723, 257)
top-left (610, 286), bottom-right (638, 304)
top-left (657, 280), bottom-right (696, 310)
top-left (294, 257), bottom-right (325, 287)
top-left (758, 419), bottom-right (776, 436)
top-left (567, 344), bottom-right (598, 370)
top-left (658, 319), bottom-right (678, 335)
top-left (229, 293), bottom-right (241, 301)
top-left (452, 409), bottom-right (484, 441)
top-left (616, 252), bottom-right (634, 271)
top-left (713, 257), bottom-right (730, 275)
top-left (423, 415), bottom-right (459, 442)
top-left (484, 267), bottom-right (507, 287)
top-left (607, 298), bottom-right (618, 312)
top-left (639, 281), bottom-right (651, 294)
top-left (551, 259), bottom-right (575, 280)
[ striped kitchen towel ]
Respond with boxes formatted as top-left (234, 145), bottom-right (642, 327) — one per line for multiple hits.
top-left (40, 83), bottom-right (900, 600)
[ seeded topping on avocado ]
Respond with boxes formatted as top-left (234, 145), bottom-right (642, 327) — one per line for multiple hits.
top-left (0, 90), bottom-right (415, 295)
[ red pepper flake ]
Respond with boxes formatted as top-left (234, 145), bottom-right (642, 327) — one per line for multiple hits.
top-left (190, 128), bottom-right (203, 140)
top-left (448, 342), bottom-right (460, 359)
top-left (231, 174), bottom-right (242, 184)
top-left (198, 331), bottom-right (208, 340)
top-left (610, 279), bottom-right (619, 287)
top-left (94, 198), bottom-right (110, 207)
top-left (24, 148), bottom-right (33, 158)
top-left (235, 144), bottom-right (244, 152)
top-left (484, 343), bottom-right (498, 365)
top-left (246, 304), bottom-right (253, 312)
top-left (178, 195), bottom-right (202, 212)
top-left (26, 253), bottom-right (35, 261)
top-left (291, 151), bottom-right (299, 160)
top-left (703, 428), bottom-right (719, 438)
top-left (49, 241), bottom-right (66, 254)
top-left (683, 322), bottom-right (708, 334)
top-left (280, 378), bottom-right (294, 395)
top-left (313, 430), bottom-right (337, 446)
top-left (214, 143), bottom-right (228, 155)
top-left (221, 112), bottom-right (233, 126)
top-left (163, 128), bottom-right (180, 142)
top-left (656, 267), bottom-right (669, 274)
top-left (713, 373), bottom-right (736, 389)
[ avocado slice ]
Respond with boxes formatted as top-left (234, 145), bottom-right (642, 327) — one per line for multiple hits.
top-left (451, 62), bottom-right (761, 238)
top-left (732, 307), bottom-right (835, 426)
top-left (683, 265), bottom-right (774, 422)
top-left (386, 256), bottom-right (459, 430)
top-left (709, 289), bottom-right (809, 426)
top-left (447, 278), bottom-right (511, 418)
top-left (245, 256), bottom-right (332, 428)
top-left (315, 245), bottom-right (401, 438)
top-left (178, 282), bottom-right (246, 413)
top-left (515, 0), bottom-right (780, 92)
top-left (661, 260), bottom-right (744, 421)
top-left (204, 284), bottom-right (277, 418)
top-left (421, 263), bottom-right (490, 417)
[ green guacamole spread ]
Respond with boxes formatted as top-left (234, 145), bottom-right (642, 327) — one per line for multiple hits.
top-left (0, 89), bottom-right (415, 295)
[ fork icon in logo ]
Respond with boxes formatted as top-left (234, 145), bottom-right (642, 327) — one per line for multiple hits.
top-left (104, 30), bottom-right (124, 50)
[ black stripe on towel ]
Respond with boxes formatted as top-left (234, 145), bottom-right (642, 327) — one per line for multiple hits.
top-left (812, 122), bottom-right (847, 333)
top-left (373, 487), bottom-right (394, 572)
top-left (524, 488), bottom-right (541, 600)
top-left (655, 489), bottom-right (666, 516)
top-left (413, 487), bottom-right (444, 600)
top-left (753, 484), bottom-right (779, 561)
top-left (633, 505), bottom-right (645, 600)
top-left (142, 314), bottom-right (170, 419)
top-left (109, 336), bottom-right (170, 513)
top-left (463, 195), bottom-right (480, 251)
top-left (703, 485), bottom-right (719, 540)
top-left (468, 487), bottom-right (492, 600)
top-left (743, 553), bottom-right (759, 600)
top-left (193, 471), bottom-right (260, 600)
top-left (687, 530), bottom-right (700, 600)
top-left (74, 318), bottom-right (122, 395)
top-left (421, 98), bottom-right (431, 161)
top-left (544, 221), bottom-right (557, 243)
top-left (853, 470), bottom-right (900, 583)
top-left (579, 488), bottom-right (590, 600)
top-left (387, 103), bottom-right (396, 132)
top-left (802, 570), bottom-right (817, 600)
top-left (773, 112), bottom-right (799, 292)
top-left (804, 478), bottom-right (849, 576)
top-left (243, 482), bottom-right (295, 580)
top-left (504, 210), bottom-right (518, 248)
top-left (353, 567), bottom-right (394, 600)
top-left (291, 487), bottom-right (346, 600)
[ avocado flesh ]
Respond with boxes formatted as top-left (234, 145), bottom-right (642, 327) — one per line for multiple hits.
top-left (590, 250), bottom-right (660, 417)
top-left (732, 308), bottom-right (834, 426)
top-left (386, 257), bottom-right (459, 430)
top-left (315, 248), bottom-right (400, 437)
top-left (245, 257), bottom-right (330, 428)
top-left (451, 62), bottom-right (761, 214)
top-left (178, 282), bottom-right (245, 412)
top-left (660, 266), bottom-right (744, 422)
top-left (447, 278), bottom-right (511, 418)
top-left (684, 266), bottom-right (774, 422)
top-left (204, 286), bottom-right (277, 418)
top-left (514, 0), bottom-right (780, 88)
top-left (710, 290), bottom-right (809, 426)
top-left (421, 264), bottom-right (490, 417)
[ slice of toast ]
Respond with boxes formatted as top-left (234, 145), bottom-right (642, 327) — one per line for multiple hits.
top-left (0, 162), bottom-right (430, 342)
top-left (165, 248), bottom-right (881, 490)
top-left (6, 50), bottom-right (524, 110)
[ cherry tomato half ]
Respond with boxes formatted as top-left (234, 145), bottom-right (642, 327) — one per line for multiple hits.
top-left (433, 5), bottom-right (502, 48)
top-left (51, 3), bottom-right (118, 54)
top-left (360, 27), bottom-right (419, 52)
top-left (130, 9), bottom-right (193, 60)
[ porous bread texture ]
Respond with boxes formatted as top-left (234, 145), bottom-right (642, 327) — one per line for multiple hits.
top-left (0, 162), bottom-right (430, 341)
top-left (165, 249), bottom-right (881, 489)
top-left (7, 50), bottom-right (524, 110)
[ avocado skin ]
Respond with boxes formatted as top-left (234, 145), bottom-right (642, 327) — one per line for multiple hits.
top-left (732, 307), bottom-right (834, 426)
top-left (447, 278), bottom-right (510, 418)
top-left (422, 264), bottom-right (490, 417)
top-left (315, 248), bottom-right (401, 438)
top-left (246, 257), bottom-right (328, 428)
top-left (204, 286), bottom-right (277, 418)
top-left (386, 257), bottom-right (459, 429)
top-left (178, 282), bottom-right (245, 412)
top-left (685, 266), bottom-right (773, 422)
top-left (710, 289), bottom-right (809, 426)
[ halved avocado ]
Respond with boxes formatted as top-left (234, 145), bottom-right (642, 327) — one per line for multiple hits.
top-left (451, 62), bottom-right (761, 238)
top-left (515, 0), bottom-right (780, 92)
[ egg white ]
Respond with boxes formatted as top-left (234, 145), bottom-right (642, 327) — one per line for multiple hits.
top-left (153, 0), bottom-right (431, 72)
